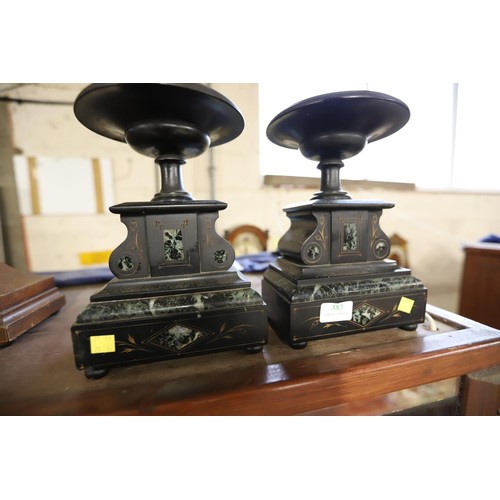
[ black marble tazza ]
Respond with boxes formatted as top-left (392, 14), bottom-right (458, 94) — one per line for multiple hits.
top-left (266, 90), bottom-right (410, 200)
top-left (74, 83), bottom-right (244, 148)
top-left (262, 90), bottom-right (427, 348)
top-left (71, 83), bottom-right (267, 378)
top-left (74, 83), bottom-right (245, 202)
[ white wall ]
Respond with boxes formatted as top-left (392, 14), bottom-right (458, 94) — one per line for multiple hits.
top-left (7, 83), bottom-right (500, 312)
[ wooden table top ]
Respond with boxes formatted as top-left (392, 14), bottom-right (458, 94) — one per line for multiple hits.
top-left (1, 282), bottom-right (500, 415)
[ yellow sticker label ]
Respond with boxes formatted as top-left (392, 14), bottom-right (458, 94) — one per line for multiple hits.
top-left (79, 250), bottom-right (112, 266)
top-left (90, 335), bottom-right (116, 354)
top-left (397, 297), bottom-right (415, 314)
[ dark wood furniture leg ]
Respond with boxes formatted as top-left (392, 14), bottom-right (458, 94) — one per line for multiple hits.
top-left (459, 365), bottom-right (500, 415)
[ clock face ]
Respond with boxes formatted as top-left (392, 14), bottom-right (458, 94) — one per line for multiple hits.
top-left (232, 232), bottom-right (264, 256)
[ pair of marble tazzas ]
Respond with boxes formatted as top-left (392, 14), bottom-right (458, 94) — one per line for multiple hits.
top-left (70, 83), bottom-right (426, 378)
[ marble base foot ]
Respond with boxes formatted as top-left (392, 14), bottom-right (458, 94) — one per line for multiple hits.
top-left (71, 279), bottom-right (267, 375)
top-left (262, 264), bottom-right (427, 347)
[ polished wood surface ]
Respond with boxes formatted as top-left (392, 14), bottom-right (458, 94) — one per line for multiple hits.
top-left (459, 242), bottom-right (500, 329)
top-left (0, 282), bottom-right (499, 415)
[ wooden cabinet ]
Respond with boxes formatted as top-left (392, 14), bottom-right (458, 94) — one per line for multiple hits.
top-left (459, 243), bottom-right (500, 329)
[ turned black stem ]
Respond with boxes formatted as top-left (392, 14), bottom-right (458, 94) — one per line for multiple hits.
top-left (312, 161), bottom-right (350, 200)
top-left (153, 158), bottom-right (193, 201)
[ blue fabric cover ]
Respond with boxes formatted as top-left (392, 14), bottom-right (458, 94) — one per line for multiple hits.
top-left (235, 251), bottom-right (278, 273)
top-left (480, 234), bottom-right (500, 243)
top-left (37, 267), bottom-right (114, 286)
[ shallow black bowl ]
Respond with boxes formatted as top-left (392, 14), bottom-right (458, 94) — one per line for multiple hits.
top-left (74, 83), bottom-right (245, 159)
top-left (266, 90), bottom-right (410, 163)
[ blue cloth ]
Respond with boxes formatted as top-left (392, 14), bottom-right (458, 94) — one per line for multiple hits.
top-left (37, 267), bottom-right (114, 286)
top-left (235, 251), bottom-right (278, 273)
top-left (479, 234), bottom-right (500, 243)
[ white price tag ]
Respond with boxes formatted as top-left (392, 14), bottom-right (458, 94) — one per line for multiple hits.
top-left (320, 301), bottom-right (353, 323)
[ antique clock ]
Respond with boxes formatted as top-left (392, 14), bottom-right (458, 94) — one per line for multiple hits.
top-left (225, 225), bottom-right (268, 256)
top-left (262, 90), bottom-right (427, 348)
top-left (71, 83), bottom-right (267, 378)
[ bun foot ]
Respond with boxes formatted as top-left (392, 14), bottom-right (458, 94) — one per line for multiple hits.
top-left (400, 324), bottom-right (418, 331)
top-left (289, 340), bottom-right (308, 349)
top-left (245, 345), bottom-right (264, 354)
top-left (84, 366), bottom-right (109, 380)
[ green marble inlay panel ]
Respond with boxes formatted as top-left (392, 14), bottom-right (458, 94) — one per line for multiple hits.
top-left (305, 276), bottom-right (423, 302)
top-left (148, 324), bottom-right (207, 351)
top-left (76, 288), bottom-right (264, 324)
top-left (351, 303), bottom-right (384, 326)
top-left (266, 271), bottom-right (423, 303)
top-left (163, 229), bottom-right (184, 261)
top-left (342, 223), bottom-right (359, 251)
